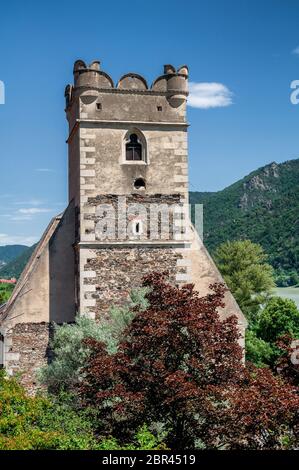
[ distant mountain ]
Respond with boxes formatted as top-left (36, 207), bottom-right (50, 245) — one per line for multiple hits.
top-left (190, 158), bottom-right (299, 286)
top-left (0, 244), bottom-right (37, 279)
top-left (0, 245), bottom-right (28, 270)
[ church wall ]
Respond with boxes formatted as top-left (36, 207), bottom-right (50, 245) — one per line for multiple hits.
top-left (81, 193), bottom-right (183, 242)
top-left (79, 89), bottom-right (187, 124)
top-left (78, 125), bottom-right (188, 198)
top-left (0, 206), bottom-right (77, 389)
top-left (80, 245), bottom-right (186, 319)
top-left (5, 245), bottom-right (51, 325)
top-left (78, 125), bottom-right (189, 246)
top-left (49, 202), bottom-right (76, 323)
top-left (3, 322), bottom-right (53, 395)
top-left (68, 130), bottom-right (81, 206)
top-left (98, 127), bottom-right (187, 195)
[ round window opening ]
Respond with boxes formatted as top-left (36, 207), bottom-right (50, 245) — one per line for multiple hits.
top-left (134, 178), bottom-right (146, 190)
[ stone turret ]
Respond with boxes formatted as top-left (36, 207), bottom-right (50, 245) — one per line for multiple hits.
top-left (164, 64), bottom-right (189, 107)
top-left (65, 61), bottom-right (188, 111)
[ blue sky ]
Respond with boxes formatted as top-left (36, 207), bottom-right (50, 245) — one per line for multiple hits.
top-left (0, 0), bottom-right (299, 245)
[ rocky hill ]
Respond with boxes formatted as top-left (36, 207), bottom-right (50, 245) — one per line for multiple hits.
top-left (0, 245), bottom-right (28, 270)
top-left (190, 158), bottom-right (299, 285)
top-left (0, 244), bottom-right (36, 279)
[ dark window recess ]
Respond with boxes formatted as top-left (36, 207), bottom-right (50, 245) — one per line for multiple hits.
top-left (126, 134), bottom-right (142, 161)
top-left (134, 178), bottom-right (146, 190)
top-left (96, 103), bottom-right (102, 110)
top-left (135, 222), bottom-right (140, 234)
top-left (157, 106), bottom-right (162, 111)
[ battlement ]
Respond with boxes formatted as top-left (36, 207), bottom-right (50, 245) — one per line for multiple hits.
top-left (65, 60), bottom-right (189, 109)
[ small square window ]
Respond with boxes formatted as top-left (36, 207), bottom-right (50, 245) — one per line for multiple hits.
top-left (157, 106), bottom-right (162, 112)
top-left (96, 103), bottom-right (102, 110)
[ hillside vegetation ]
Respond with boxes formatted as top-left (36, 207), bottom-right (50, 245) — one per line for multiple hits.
top-left (0, 244), bottom-right (36, 279)
top-left (190, 158), bottom-right (299, 285)
top-left (0, 245), bottom-right (28, 269)
top-left (0, 283), bottom-right (14, 304)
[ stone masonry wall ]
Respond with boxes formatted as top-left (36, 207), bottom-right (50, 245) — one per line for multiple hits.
top-left (82, 246), bottom-right (186, 318)
top-left (83, 193), bottom-right (184, 241)
top-left (78, 126), bottom-right (189, 245)
top-left (4, 322), bottom-right (53, 394)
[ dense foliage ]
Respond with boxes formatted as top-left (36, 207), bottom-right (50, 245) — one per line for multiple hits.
top-left (79, 273), bottom-right (299, 450)
top-left (212, 239), bottom-right (299, 369)
top-left (214, 240), bottom-right (274, 319)
top-left (246, 297), bottom-right (299, 367)
top-left (0, 370), bottom-right (98, 450)
top-left (245, 329), bottom-right (274, 367)
top-left (257, 297), bottom-right (299, 343)
top-left (3, 263), bottom-right (299, 449)
top-left (190, 158), bottom-right (299, 285)
top-left (0, 370), bottom-right (165, 450)
top-left (0, 283), bottom-right (14, 304)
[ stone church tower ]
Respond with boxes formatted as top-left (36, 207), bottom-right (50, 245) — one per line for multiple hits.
top-left (0, 60), bottom-right (247, 392)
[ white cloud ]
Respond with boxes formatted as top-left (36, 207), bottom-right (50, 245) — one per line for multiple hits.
top-left (188, 82), bottom-right (233, 109)
top-left (35, 168), bottom-right (55, 172)
top-left (292, 46), bottom-right (299, 56)
top-left (10, 215), bottom-right (33, 221)
top-left (0, 233), bottom-right (38, 246)
top-left (18, 208), bottom-right (52, 215)
top-left (14, 199), bottom-right (44, 206)
top-left (0, 207), bottom-right (53, 222)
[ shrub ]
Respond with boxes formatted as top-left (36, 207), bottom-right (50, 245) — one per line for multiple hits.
top-left (0, 283), bottom-right (14, 304)
top-left (38, 287), bottom-right (149, 393)
top-left (97, 424), bottom-right (168, 450)
top-left (0, 370), bottom-right (167, 450)
top-left (245, 329), bottom-right (274, 367)
top-left (0, 370), bottom-right (97, 450)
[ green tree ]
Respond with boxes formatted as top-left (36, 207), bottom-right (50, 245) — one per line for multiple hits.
top-left (214, 240), bottom-right (275, 320)
top-left (245, 329), bottom-right (274, 367)
top-left (246, 296), bottom-right (299, 368)
top-left (0, 283), bottom-right (14, 304)
top-left (256, 296), bottom-right (299, 344)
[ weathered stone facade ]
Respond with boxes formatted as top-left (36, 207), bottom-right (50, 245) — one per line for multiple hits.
top-left (4, 323), bottom-right (53, 394)
top-left (83, 246), bottom-right (184, 317)
top-left (0, 59), bottom-right (247, 392)
top-left (83, 194), bottom-right (183, 241)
